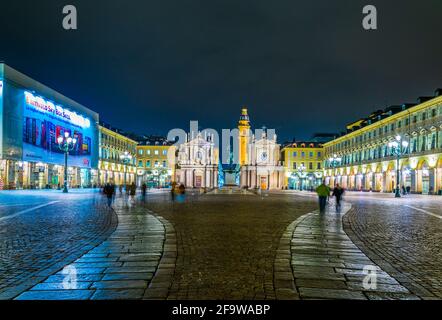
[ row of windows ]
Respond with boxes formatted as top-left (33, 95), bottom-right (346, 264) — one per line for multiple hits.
top-left (327, 131), bottom-right (442, 167)
top-left (100, 149), bottom-right (136, 165)
top-left (291, 151), bottom-right (322, 158)
top-left (101, 133), bottom-right (136, 151)
top-left (330, 105), bottom-right (442, 153)
top-left (138, 149), bottom-right (168, 156)
top-left (138, 160), bottom-right (168, 168)
top-left (292, 162), bottom-right (322, 170)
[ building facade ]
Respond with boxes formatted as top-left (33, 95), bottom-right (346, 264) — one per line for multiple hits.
top-left (282, 142), bottom-right (324, 190)
top-left (235, 108), bottom-right (284, 190)
top-left (323, 90), bottom-right (442, 195)
top-left (0, 64), bottom-right (99, 190)
top-left (136, 136), bottom-right (176, 188)
top-left (176, 132), bottom-right (218, 188)
top-left (240, 130), bottom-right (284, 190)
top-left (98, 123), bottom-right (137, 186)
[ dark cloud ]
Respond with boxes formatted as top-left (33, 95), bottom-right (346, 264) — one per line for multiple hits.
top-left (1, 0), bottom-right (441, 141)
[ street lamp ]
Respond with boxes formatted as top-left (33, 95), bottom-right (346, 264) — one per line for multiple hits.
top-left (329, 154), bottom-right (342, 168)
top-left (298, 164), bottom-right (306, 190)
top-left (57, 132), bottom-right (77, 193)
top-left (388, 135), bottom-right (409, 198)
top-left (329, 154), bottom-right (342, 186)
top-left (120, 151), bottom-right (133, 191)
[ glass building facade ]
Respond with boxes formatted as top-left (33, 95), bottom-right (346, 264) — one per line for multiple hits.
top-left (0, 64), bottom-right (99, 190)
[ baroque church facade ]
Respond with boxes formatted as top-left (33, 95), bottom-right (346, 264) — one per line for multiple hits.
top-left (175, 132), bottom-right (219, 188)
top-left (237, 108), bottom-right (284, 190)
top-left (174, 108), bottom-right (284, 190)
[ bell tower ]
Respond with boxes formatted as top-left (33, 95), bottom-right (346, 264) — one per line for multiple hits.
top-left (238, 107), bottom-right (251, 165)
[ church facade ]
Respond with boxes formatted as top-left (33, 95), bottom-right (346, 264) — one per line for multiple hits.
top-left (231, 108), bottom-right (284, 190)
top-left (174, 108), bottom-right (284, 190)
top-left (175, 133), bottom-right (219, 188)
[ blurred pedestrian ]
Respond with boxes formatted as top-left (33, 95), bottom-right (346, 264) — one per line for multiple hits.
top-left (332, 183), bottom-right (344, 212)
top-left (130, 182), bottom-right (136, 197)
top-left (104, 183), bottom-right (115, 207)
top-left (315, 180), bottom-right (330, 214)
top-left (141, 183), bottom-right (147, 201)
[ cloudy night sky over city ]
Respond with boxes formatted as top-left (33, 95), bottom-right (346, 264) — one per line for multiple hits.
top-left (1, 0), bottom-right (442, 142)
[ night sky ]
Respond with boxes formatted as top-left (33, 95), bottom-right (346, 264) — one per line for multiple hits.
top-left (1, 0), bottom-right (442, 142)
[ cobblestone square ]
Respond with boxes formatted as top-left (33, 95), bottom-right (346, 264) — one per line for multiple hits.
top-left (1, 189), bottom-right (442, 300)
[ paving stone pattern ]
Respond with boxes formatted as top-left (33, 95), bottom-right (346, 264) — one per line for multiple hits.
top-left (15, 198), bottom-right (169, 300)
top-left (343, 197), bottom-right (442, 299)
top-left (283, 203), bottom-right (419, 300)
top-left (0, 194), bottom-right (117, 299)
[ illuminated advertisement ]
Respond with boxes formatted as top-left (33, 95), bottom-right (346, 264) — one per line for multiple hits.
top-left (22, 91), bottom-right (93, 168)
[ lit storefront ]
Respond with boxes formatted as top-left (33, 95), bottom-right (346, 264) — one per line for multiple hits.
top-left (0, 64), bottom-right (99, 190)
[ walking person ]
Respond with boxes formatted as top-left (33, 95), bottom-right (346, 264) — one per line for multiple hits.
top-left (130, 182), bottom-right (136, 198)
top-left (332, 183), bottom-right (344, 213)
top-left (104, 183), bottom-right (114, 207)
top-left (171, 181), bottom-right (177, 202)
top-left (315, 180), bottom-right (330, 214)
top-left (141, 183), bottom-right (147, 201)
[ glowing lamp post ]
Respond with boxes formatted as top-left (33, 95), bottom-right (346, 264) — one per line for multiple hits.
top-left (329, 154), bottom-right (342, 169)
top-left (388, 135), bottom-right (409, 198)
top-left (120, 151), bottom-right (133, 191)
top-left (298, 164), bottom-right (306, 190)
top-left (329, 154), bottom-right (342, 186)
top-left (57, 132), bottom-right (77, 193)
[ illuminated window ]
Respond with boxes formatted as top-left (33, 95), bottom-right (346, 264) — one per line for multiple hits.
top-left (163, 150), bottom-right (167, 155)
top-left (154, 150), bottom-right (159, 155)
top-left (147, 150), bottom-right (151, 155)
top-left (146, 160), bottom-right (151, 167)
top-left (138, 149), bottom-right (143, 155)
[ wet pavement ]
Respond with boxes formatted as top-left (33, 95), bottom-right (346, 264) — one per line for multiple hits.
top-left (0, 190), bottom-right (117, 299)
top-left (1, 189), bottom-right (442, 300)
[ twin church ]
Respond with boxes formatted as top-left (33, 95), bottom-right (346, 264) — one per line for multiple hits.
top-left (175, 108), bottom-right (284, 190)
